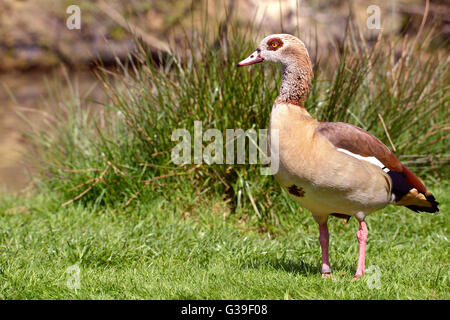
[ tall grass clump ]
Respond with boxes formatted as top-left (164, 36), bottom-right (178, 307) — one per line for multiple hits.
top-left (30, 17), bottom-right (449, 229)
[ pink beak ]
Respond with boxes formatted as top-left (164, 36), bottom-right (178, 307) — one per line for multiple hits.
top-left (237, 50), bottom-right (264, 67)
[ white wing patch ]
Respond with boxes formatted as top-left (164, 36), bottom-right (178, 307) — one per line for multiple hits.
top-left (337, 148), bottom-right (389, 172)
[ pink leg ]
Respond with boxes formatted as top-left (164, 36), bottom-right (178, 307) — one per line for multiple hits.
top-left (354, 221), bottom-right (368, 279)
top-left (318, 223), bottom-right (331, 277)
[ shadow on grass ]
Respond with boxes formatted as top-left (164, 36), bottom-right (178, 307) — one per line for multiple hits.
top-left (241, 257), bottom-right (354, 277)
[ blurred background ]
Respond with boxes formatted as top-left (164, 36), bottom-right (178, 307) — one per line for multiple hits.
top-left (0, 0), bottom-right (448, 192)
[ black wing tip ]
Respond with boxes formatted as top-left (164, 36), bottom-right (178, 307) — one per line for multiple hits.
top-left (387, 171), bottom-right (439, 213)
top-left (330, 213), bottom-right (352, 223)
top-left (406, 193), bottom-right (439, 213)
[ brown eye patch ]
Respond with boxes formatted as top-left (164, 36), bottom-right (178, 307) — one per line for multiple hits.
top-left (267, 37), bottom-right (284, 51)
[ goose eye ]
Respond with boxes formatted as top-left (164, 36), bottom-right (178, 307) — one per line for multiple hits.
top-left (267, 37), bottom-right (283, 51)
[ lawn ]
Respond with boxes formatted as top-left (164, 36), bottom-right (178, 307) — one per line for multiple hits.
top-left (0, 184), bottom-right (448, 299)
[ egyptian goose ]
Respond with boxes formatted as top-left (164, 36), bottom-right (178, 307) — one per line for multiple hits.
top-left (237, 34), bottom-right (439, 279)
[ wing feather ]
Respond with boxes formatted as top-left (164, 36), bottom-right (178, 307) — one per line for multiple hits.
top-left (316, 122), bottom-right (437, 213)
top-left (317, 122), bottom-right (402, 171)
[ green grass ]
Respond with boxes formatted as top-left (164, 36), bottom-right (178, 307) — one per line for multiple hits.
top-left (0, 185), bottom-right (448, 299)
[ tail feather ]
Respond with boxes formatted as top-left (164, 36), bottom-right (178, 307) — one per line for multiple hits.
top-left (387, 170), bottom-right (439, 213)
top-left (406, 193), bottom-right (439, 213)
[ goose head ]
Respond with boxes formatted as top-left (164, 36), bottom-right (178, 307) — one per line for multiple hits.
top-left (237, 34), bottom-right (311, 67)
top-left (237, 34), bottom-right (313, 106)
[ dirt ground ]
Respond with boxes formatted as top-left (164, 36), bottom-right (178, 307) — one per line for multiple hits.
top-left (0, 69), bottom-right (102, 192)
top-left (0, 71), bottom-right (43, 192)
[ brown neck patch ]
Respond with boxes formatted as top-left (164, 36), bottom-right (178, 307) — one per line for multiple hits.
top-left (267, 37), bottom-right (284, 51)
top-left (275, 96), bottom-right (306, 109)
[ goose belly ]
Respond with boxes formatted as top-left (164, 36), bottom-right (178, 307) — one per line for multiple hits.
top-left (273, 152), bottom-right (391, 216)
